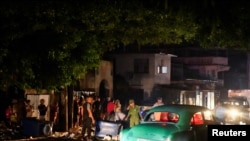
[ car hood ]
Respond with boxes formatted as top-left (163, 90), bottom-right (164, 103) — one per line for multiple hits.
top-left (127, 123), bottom-right (180, 140)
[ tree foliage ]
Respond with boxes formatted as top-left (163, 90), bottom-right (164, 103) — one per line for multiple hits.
top-left (0, 0), bottom-right (249, 90)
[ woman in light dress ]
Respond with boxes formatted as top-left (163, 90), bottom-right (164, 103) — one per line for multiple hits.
top-left (114, 99), bottom-right (125, 121)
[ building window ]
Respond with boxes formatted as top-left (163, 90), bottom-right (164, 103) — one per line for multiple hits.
top-left (134, 58), bottom-right (149, 73)
top-left (158, 66), bottom-right (167, 74)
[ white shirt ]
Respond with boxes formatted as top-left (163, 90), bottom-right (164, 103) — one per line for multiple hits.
top-left (153, 102), bottom-right (164, 108)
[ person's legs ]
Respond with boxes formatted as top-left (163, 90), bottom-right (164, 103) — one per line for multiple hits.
top-left (81, 120), bottom-right (87, 137)
top-left (129, 118), bottom-right (140, 127)
top-left (134, 119), bottom-right (139, 126)
top-left (82, 118), bottom-right (92, 138)
top-left (129, 119), bottom-right (134, 128)
top-left (86, 118), bottom-right (92, 138)
top-left (73, 114), bottom-right (77, 128)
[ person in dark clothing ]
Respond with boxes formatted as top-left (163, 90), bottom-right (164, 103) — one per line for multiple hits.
top-left (100, 97), bottom-right (109, 120)
top-left (38, 99), bottom-right (47, 121)
top-left (81, 95), bottom-right (95, 140)
top-left (50, 102), bottom-right (59, 124)
top-left (92, 96), bottom-right (101, 121)
top-left (5, 105), bottom-right (12, 128)
top-left (100, 98), bottom-right (107, 120)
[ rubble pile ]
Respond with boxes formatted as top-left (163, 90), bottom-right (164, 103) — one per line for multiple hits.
top-left (0, 121), bottom-right (25, 140)
top-left (0, 122), bottom-right (103, 141)
top-left (50, 127), bottom-right (83, 140)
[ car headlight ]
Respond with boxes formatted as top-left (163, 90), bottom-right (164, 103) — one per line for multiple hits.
top-left (227, 109), bottom-right (239, 118)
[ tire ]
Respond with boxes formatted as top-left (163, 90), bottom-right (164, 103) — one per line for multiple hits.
top-left (43, 123), bottom-right (53, 136)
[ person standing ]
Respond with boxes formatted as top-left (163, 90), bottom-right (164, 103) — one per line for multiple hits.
top-left (50, 102), bottom-right (59, 124)
top-left (100, 97), bottom-right (108, 120)
top-left (125, 99), bottom-right (141, 128)
top-left (92, 96), bottom-right (101, 121)
top-left (25, 100), bottom-right (34, 118)
top-left (114, 99), bottom-right (125, 121)
top-left (151, 97), bottom-right (164, 121)
top-left (78, 97), bottom-right (84, 127)
top-left (11, 100), bottom-right (18, 128)
top-left (5, 105), bottom-right (12, 128)
top-left (153, 97), bottom-right (164, 108)
top-left (81, 95), bottom-right (95, 140)
top-left (106, 98), bottom-right (115, 120)
top-left (38, 99), bottom-right (47, 121)
top-left (73, 96), bottom-right (79, 128)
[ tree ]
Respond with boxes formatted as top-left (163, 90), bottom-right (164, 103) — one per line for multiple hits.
top-left (0, 0), bottom-right (250, 90)
top-left (0, 2), bottom-right (104, 90)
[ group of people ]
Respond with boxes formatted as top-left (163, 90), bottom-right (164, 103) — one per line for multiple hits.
top-left (72, 95), bottom-right (96, 140)
top-left (73, 96), bottom-right (125, 129)
top-left (125, 97), bottom-right (165, 127)
top-left (72, 95), bottom-right (129, 140)
top-left (73, 94), bottom-right (165, 140)
top-left (4, 98), bottom-right (59, 129)
top-left (24, 98), bottom-right (59, 122)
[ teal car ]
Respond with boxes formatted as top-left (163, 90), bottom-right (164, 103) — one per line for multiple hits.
top-left (120, 104), bottom-right (216, 141)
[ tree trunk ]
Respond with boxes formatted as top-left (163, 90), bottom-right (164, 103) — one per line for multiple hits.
top-left (58, 86), bottom-right (68, 131)
top-left (68, 85), bottom-right (73, 129)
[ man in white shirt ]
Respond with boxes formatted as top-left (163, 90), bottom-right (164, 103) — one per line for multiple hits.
top-left (152, 97), bottom-right (164, 121)
top-left (153, 97), bottom-right (164, 108)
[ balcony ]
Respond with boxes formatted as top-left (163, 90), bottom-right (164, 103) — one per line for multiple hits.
top-left (173, 57), bottom-right (228, 65)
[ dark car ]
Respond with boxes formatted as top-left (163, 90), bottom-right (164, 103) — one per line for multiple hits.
top-left (120, 104), bottom-right (216, 141)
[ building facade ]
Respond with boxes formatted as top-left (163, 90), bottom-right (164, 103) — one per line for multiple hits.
top-left (172, 57), bottom-right (230, 83)
top-left (111, 53), bottom-right (230, 109)
top-left (112, 53), bottom-right (176, 99)
top-left (171, 56), bottom-right (230, 109)
top-left (77, 60), bottom-right (113, 99)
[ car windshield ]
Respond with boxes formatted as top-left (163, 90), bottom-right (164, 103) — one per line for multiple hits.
top-left (144, 111), bottom-right (179, 123)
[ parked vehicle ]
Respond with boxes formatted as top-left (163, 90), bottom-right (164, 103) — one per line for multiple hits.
top-left (219, 96), bottom-right (250, 125)
top-left (120, 104), bottom-right (216, 141)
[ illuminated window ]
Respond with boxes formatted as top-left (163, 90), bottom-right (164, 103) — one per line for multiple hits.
top-left (157, 66), bottom-right (167, 74)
